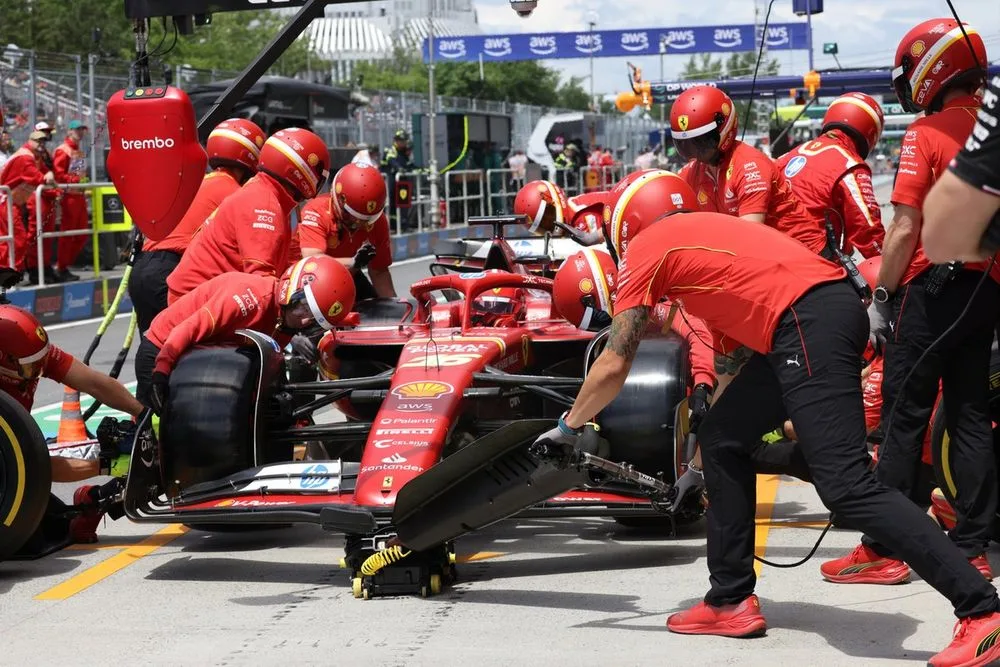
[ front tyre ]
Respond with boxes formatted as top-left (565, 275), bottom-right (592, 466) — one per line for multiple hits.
top-left (0, 391), bottom-right (52, 561)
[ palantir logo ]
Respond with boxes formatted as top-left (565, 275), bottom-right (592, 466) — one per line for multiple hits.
top-left (575, 33), bottom-right (602, 55)
top-left (529, 35), bottom-right (557, 56)
top-left (438, 38), bottom-right (467, 59)
top-left (620, 31), bottom-right (649, 52)
top-left (713, 27), bottom-right (743, 48)
top-left (765, 26), bottom-right (789, 47)
top-left (483, 37), bottom-right (512, 57)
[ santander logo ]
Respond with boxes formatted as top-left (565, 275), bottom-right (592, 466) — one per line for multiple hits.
top-left (120, 137), bottom-right (176, 150)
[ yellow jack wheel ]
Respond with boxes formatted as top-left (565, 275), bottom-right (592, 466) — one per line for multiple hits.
top-left (448, 552), bottom-right (457, 564)
top-left (352, 577), bottom-right (363, 599)
top-left (362, 587), bottom-right (370, 600)
top-left (339, 557), bottom-right (347, 569)
top-left (429, 573), bottom-right (442, 595)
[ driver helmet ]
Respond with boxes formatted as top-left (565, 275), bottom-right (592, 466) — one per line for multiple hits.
top-left (605, 170), bottom-right (699, 262)
top-left (471, 271), bottom-right (527, 326)
top-left (514, 180), bottom-right (570, 235)
top-left (821, 93), bottom-right (885, 159)
top-left (0, 304), bottom-right (51, 381)
top-left (670, 85), bottom-right (739, 165)
top-left (206, 118), bottom-right (266, 177)
top-left (257, 128), bottom-right (331, 201)
top-left (277, 255), bottom-right (356, 330)
top-left (893, 18), bottom-right (987, 114)
top-left (330, 162), bottom-right (387, 232)
top-left (553, 248), bottom-right (617, 331)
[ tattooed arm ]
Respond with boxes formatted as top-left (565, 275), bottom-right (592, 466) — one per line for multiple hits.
top-left (564, 306), bottom-right (650, 429)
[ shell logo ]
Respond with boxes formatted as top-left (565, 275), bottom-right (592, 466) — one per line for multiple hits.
top-left (579, 277), bottom-right (594, 293)
top-left (697, 190), bottom-right (709, 205)
top-left (304, 261), bottom-right (317, 272)
top-left (255, 136), bottom-right (265, 147)
top-left (307, 153), bottom-right (320, 167)
top-left (677, 114), bottom-right (689, 131)
top-left (910, 40), bottom-right (926, 58)
top-left (721, 102), bottom-right (731, 116)
top-left (392, 381), bottom-right (454, 399)
top-left (335, 182), bottom-right (344, 194)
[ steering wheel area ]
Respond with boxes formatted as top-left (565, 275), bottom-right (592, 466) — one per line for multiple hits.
top-left (411, 271), bottom-right (553, 333)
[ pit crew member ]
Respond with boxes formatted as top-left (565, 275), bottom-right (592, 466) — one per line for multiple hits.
top-left (166, 127), bottom-right (330, 304)
top-left (513, 179), bottom-right (608, 246)
top-left (287, 162), bottom-right (396, 300)
top-left (774, 93), bottom-right (886, 258)
top-left (136, 254), bottom-right (354, 414)
top-left (0, 304), bottom-right (142, 542)
top-left (671, 85), bottom-right (829, 256)
top-left (130, 118), bottom-right (265, 333)
top-left (51, 120), bottom-right (91, 282)
top-left (533, 211), bottom-right (1000, 666)
top-left (826, 18), bottom-right (1000, 585)
top-left (0, 128), bottom-right (56, 270)
top-left (923, 72), bottom-right (1000, 261)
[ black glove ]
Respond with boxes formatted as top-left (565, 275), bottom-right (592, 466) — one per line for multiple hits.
top-left (150, 371), bottom-right (170, 416)
top-left (290, 333), bottom-right (318, 363)
top-left (688, 383), bottom-right (713, 432)
top-left (668, 465), bottom-right (706, 514)
top-left (353, 242), bottom-right (378, 270)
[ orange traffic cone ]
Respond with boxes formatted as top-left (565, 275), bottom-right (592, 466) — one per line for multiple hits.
top-left (56, 386), bottom-right (89, 444)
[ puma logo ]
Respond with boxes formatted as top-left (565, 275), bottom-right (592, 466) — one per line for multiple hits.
top-left (786, 355), bottom-right (801, 367)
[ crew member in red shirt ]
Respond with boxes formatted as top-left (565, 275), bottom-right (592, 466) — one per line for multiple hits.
top-left (51, 120), bottom-right (91, 282)
top-left (826, 19), bottom-right (1000, 587)
top-left (0, 129), bottom-right (55, 270)
top-left (0, 304), bottom-right (142, 542)
top-left (129, 118), bottom-right (266, 333)
top-left (136, 255), bottom-right (354, 414)
top-left (165, 127), bottom-right (330, 304)
top-left (531, 206), bottom-right (1000, 666)
top-left (774, 93), bottom-right (886, 258)
top-left (513, 179), bottom-right (608, 246)
top-left (288, 162), bottom-right (396, 300)
top-left (584, 145), bottom-right (615, 192)
top-left (671, 85), bottom-right (829, 256)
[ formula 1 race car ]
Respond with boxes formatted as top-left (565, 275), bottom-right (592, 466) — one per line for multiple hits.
top-left (110, 217), bottom-right (700, 597)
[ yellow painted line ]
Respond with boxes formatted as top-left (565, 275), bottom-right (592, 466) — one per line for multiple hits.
top-left (457, 551), bottom-right (505, 563)
top-left (760, 520), bottom-right (830, 529)
top-left (35, 525), bottom-right (188, 600)
top-left (752, 474), bottom-right (781, 578)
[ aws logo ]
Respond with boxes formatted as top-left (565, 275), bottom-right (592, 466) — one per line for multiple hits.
top-left (620, 32), bottom-right (649, 52)
top-left (438, 39), bottom-right (467, 58)
top-left (765, 27), bottom-right (789, 47)
top-left (483, 37), bottom-right (512, 57)
top-left (529, 35), bottom-right (557, 55)
top-left (575, 33), bottom-right (602, 55)
top-left (713, 27), bottom-right (743, 48)
top-left (662, 30), bottom-right (696, 50)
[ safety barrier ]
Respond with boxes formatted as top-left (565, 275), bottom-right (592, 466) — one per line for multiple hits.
top-left (442, 169), bottom-right (487, 228)
top-left (484, 168), bottom-right (524, 216)
top-left (0, 186), bottom-right (15, 268)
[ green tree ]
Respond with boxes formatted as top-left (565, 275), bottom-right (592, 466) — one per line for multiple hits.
top-left (0, 0), bottom-right (133, 58)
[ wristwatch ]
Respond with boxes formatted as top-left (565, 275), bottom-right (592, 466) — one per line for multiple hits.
top-left (873, 286), bottom-right (892, 304)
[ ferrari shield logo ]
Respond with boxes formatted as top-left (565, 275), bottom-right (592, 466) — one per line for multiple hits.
top-left (677, 115), bottom-right (689, 131)
top-left (382, 476), bottom-right (393, 489)
top-left (366, 200), bottom-right (377, 214)
top-left (328, 301), bottom-right (343, 318)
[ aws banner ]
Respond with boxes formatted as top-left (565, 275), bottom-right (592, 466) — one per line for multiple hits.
top-left (422, 23), bottom-right (809, 63)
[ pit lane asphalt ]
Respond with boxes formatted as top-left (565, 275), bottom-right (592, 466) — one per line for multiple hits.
top-left (6, 179), bottom-right (977, 666)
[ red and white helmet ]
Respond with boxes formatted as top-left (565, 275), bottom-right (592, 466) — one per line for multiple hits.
top-left (670, 85), bottom-right (739, 162)
top-left (553, 248), bottom-right (617, 331)
top-left (513, 180), bottom-right (570, 235)
top-left (330, 162), bottom-right (387, 231)
top-left (258, 128), bottom-right (331, 200)
top-left (277, 255), bottom-right (356, 330)
top-left (821, 93), bottom-right (885, 159)
top-left (0, 305), bottom-right (51, 381)
top-left (206, 118), bottom-right (266, 174)
top-left (893, 18), bottom-right (987, 113)
top-left (604, 170), bottom-right (698, 262)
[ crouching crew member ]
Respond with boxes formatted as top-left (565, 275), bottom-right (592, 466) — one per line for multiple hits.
top-left (513, 179), bottom-right (609, 246)
top-left (165, 128), bottom-right (330, 304)
top-left (136, 255), bottom-right (355, 414)
top-left (533, 211), bottom-right (1000, 667)
top-left (130, 119), bottom-right (266, 333)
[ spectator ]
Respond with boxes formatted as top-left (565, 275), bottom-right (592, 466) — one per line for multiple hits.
top-left (506, 149), bottom-right (528, 191)
top-left (381, 129), bottom-right (416, 232)
top-left (0, 131), bottom-right (13, 170)
top-left (634, 145), bottom-right (656, 170)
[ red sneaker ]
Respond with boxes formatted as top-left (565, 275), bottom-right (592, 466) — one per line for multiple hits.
top-left (666, 594), bottom-right (767, 638)
top-left (969, 555), bottom-right (994, 581)
top-left (820, 544), bottom-right (911, 584)
top-left (931, 488), bottom-right (958, 531)
top-left (69, 485), bottom-right (102, 544)
top-left (929, 611), bottom-right (1000, 667)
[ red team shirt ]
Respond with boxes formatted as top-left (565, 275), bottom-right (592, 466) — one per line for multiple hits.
top-left (774, 130), bottom-right (884, 258)
top-left (0, 344), bottom-right (74, 411)
top-left (145, 171), bottom-right (241, 254)
top-left (288, 193), bottom-right (393, 270)
top-left (166, 172), bottom-right (297, 302)
top-left (614, 212), bottom-right (846, 354)
top-left (652, 300), bottom-right (716, 389)
top-left (892, 94), bottom-right (1000, 285)
top-left (678, 141), bottom-right (828, 255)
top-left (148, 273), bottom-right (286, 375)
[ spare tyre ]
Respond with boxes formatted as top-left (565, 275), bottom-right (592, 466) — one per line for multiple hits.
top-left (0, 390), bottom-right (52, 560)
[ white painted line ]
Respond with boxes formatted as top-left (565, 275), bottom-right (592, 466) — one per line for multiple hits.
top-left (31, 380), bottom-right (138, 416)
top-left (44, 312), bottom-right (131, 332)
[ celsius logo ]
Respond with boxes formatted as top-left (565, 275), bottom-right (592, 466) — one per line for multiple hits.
top-left (120, 137), bottom-right (176, 150)
top-left (713, 27), bottom-right (742, 48)
top-left (575, 33), bottom-right (602, 54)
top-left (438, 39), bottom-right (466, 58)
top-left (765, 27), bottom-right (789, 46)
top-left (620, 32), bottom-right (649, 52)
top-left (483, 37), bottom-right (512, 57)
top-left (529, 35), bottom-right (557, 55)
top-left (663, 30), bottom-right (696, 50)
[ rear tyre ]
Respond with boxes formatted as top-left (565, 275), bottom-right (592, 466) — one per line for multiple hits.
top-left (0, 391), bottom-right (52, 561)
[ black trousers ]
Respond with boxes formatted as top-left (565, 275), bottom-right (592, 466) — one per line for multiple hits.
top-left (698, 280), bottom-right (998, 618)
top-left (129, 250), bottom-right (181, 334)
top-left (865, 270), bottom-right (1000, 558)
top-left (134, 336), bottom-right (161, 409)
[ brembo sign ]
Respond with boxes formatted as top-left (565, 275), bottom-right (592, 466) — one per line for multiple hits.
top-left (424, 23), bottom-right (807, 63)
top-left (120, 136), bottom-right (176, 150)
